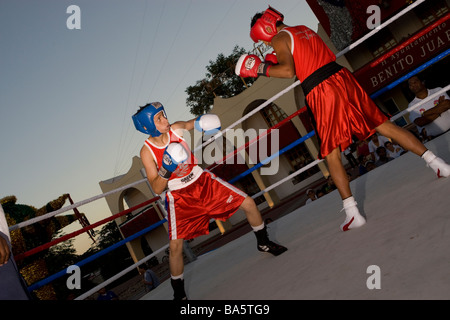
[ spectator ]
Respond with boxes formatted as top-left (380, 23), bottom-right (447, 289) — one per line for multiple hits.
top-left (316, 189), bottom-right (325, 199)
top-left (305, 189), bottom-right (317, 204)
top-left (368, 134), bottom-right (390, 162)
top-left (357, 155), bottom-right (368, 176)
top-left (408, 76), bottom-right (450, 140)
top-left (321, 176), bottom-right (336, 194)
top-left (384, 141), bottom-right (404, 159)
top-left (97, 287), bottom-right (118, 300)
top-left (365, 160), bottom-right (376, 172)
top-left (343, 146), bottom-right (358, 168)
top-left (356, 139), bottom-right (371, 160)
top-left (138, 264), bottom-right (160, 292)
top-left (375, 146), bottom-right (394, 167)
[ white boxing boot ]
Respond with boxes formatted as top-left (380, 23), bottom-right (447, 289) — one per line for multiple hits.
top-left (422, 150), bottom-right (450, 178)
top-left (340, 197), bottom-right (366, 231)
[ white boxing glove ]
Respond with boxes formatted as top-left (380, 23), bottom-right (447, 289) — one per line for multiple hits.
top-left (195, 114), bottom-right (221, 135)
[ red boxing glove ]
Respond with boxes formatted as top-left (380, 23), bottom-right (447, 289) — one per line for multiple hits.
top-left (235, 54), bottom-right (271, 78)
top-left (264, 52), bottom-right (278, 65)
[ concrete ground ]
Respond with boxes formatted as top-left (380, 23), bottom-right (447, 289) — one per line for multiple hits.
top-left (141, 131), bottom-right (450, 300)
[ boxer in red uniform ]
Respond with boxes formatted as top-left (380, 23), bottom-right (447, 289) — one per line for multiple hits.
top-left (133, 102), bottom-right (287, 300)
top-left (236, 6), bottom-right (450, 231)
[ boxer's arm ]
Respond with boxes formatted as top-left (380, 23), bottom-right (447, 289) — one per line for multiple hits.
top-left (172, 114), bottom-right (221, 136)
top-left (140, 146), bottom-right (168, 195)
top-left (0, 236), bottom-right (10, 266)
top-left (267, 32), bottom-right (296, 78)
top-left (171, 119), bottom-right (196, 137)
top-left (414, 96), bottom-right (450, 126)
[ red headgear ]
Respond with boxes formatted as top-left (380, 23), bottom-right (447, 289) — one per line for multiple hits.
top-left (250, 6), bottom-right (284, 43)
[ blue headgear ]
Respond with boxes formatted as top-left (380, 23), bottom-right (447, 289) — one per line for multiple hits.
top-left (132, 102), bottom-right (166, 137)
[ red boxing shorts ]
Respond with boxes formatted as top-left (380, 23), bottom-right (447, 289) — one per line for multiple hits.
top-left (306, 68), bottom-right (388, 159)
top-left (165, 170), bottom-right (247, 240)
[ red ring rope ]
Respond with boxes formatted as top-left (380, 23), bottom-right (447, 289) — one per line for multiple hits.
top-left (14, 196), bottom-right (160, 262)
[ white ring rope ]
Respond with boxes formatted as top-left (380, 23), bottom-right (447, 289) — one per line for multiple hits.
top-left (10, 0), bottom-right (440, 300)
top-left (196, 80), bottom-right (302, 152)
top-left (8, 178), bottom-right (148, 232)
top-left (75, 77), bottom-right (447, 298)
top-left (251, 85), bottom-right (450, 199)
top-left (336, 0), bottom-right (425, 57)
top-left (9, 0), bottom-right (429, 232)
top-left (390, 85), bottom-right (450, 122)
top-left (74, 243), bottom-right (169, 300)
top-left (196, 0), bottom-right (425, 152)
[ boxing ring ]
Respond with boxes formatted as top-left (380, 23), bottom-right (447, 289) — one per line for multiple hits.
top-left (8, 0), bottom-right (450, 300)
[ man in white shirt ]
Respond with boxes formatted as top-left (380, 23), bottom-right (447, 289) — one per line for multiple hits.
top-left (408, 76), bottom-right (450, 140)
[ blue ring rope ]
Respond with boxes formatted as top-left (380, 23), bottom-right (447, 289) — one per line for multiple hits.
top-left (27, 218), bottom-right (167, 292)
top-left (228, 130), bottom-right (316, 184)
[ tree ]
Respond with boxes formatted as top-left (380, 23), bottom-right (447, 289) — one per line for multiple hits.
top-left (185, 45), bottom-right (257, 116)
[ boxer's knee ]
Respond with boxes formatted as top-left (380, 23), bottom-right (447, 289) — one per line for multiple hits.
top-left (240, 196), bottom-right (257, 212)
top-left (169, 239), bottom-right (184, 257)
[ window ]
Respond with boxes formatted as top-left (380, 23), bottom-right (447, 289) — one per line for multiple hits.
top-left (367, 29), bottom-right (397, 58)
top-left (417, 1), bottom-right (449, 25)
top-left (260, 102), bottom-right (288, 127)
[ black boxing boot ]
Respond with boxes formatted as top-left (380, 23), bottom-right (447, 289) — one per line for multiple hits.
top-left (171, 278), bottom-right (187, 301)
top-left (254, 226), bottom-right (287, 256)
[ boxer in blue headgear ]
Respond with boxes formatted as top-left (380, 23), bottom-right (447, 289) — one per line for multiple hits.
top-left (132, 102), bottom-right (167, 137)
top-left (133, 102), bottom-right (287, 300)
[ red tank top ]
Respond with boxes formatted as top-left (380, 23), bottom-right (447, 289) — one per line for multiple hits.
top-left (281, 26), bottom-right (336, 82)
top-left (144, 129), bottom-right (202, 190)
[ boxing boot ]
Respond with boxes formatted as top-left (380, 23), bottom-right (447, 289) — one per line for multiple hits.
top-left (254, 226), bottom-right (287, 256)
top-left (422, 150), bottom-right (450, 178)
top-left (340, 197), bottom-right (366, 231)
top-left (171, 278), bottom-right (187, 301)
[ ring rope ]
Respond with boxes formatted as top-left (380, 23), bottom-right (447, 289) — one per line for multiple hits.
top-left (197, 0), bottom-right (425, 152)
top-left (206, 107), bottom-right (307, 172)
top-left (19, 0), bottom-right (434, 299)
top-left (228, 130), bottom-right (316, 184)
top-left (27, 218), bottom-right (167, 292)
top-left (336, 0), bottom-right (425, 58)
top-left (251, 159), bottom-right (324, 200)
top-left (249, 84), bottom-right (450, 199)
top-left (390, 85), bottom-right (450, 122)
top-left (14, 196), bottom-right (159, 262)
top-left (370, 48), bottom-right (450, 99)
top-left (8, 178), bottom-right (148, 232)
top-left (74, 243), bottom-right (170, 300)
top-left (12, 0), bottom-right (439, 296)
top-left (196, 80), bottom-right (303, 153)
top-left (370, 12), bottom-right (449, 68)
top-left (8, 1), bottom-right (424, 234)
